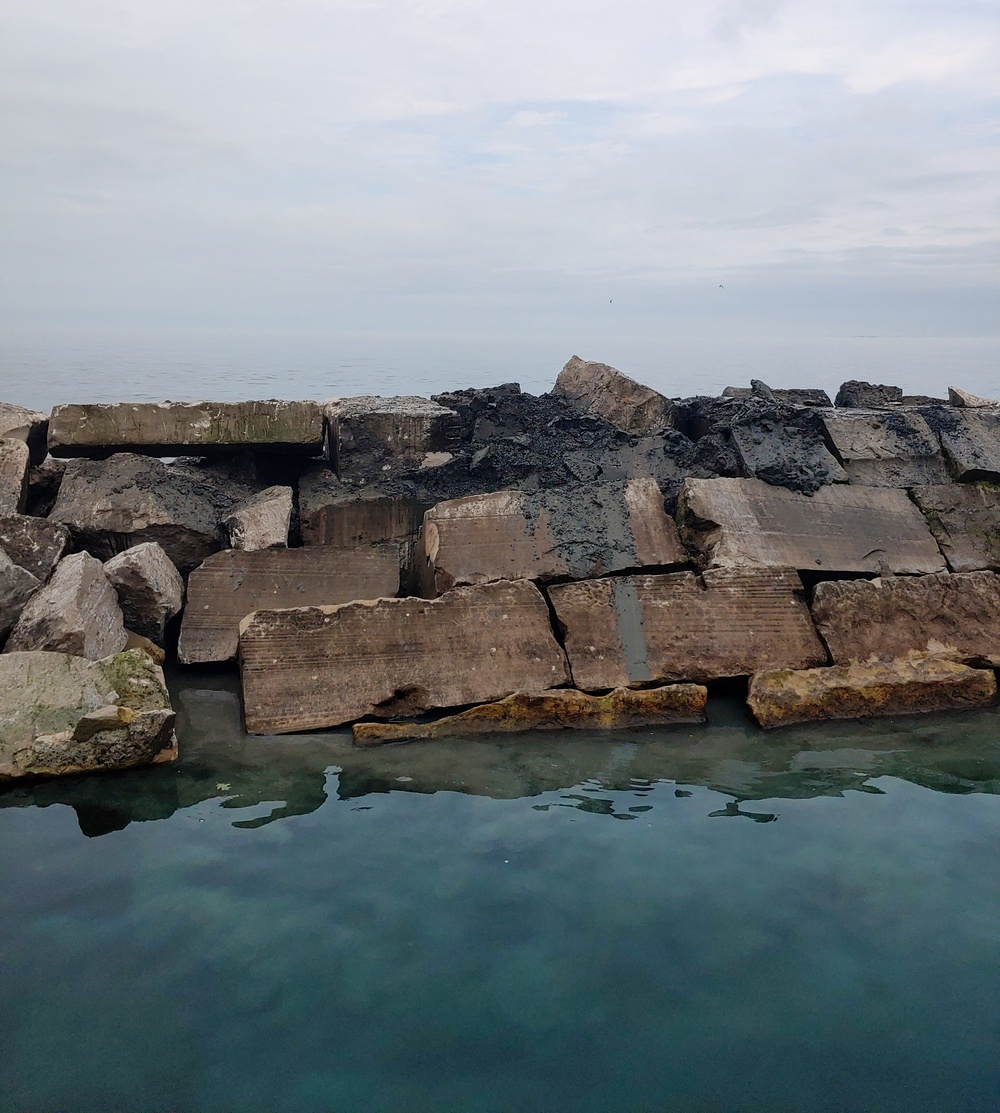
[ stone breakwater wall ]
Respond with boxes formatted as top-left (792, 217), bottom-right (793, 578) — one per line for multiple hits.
top-left (1, 361), bottom-right (1000, 781)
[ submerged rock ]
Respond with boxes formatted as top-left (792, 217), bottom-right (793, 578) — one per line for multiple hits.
top-left (0, 647), bottom-right (177, 780)
top-left (6, 552), bottom-right (127, 659)
top-left (352, 684), bottom-right (708, 745)
top-left (747, 655), bottom-right (996, 730)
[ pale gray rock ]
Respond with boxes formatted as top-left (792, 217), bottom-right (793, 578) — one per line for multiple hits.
top-left (0, 403), bottom-right (49, 465)
top-left (104, 542), bottom-right (185, 646)
top-left (0, 551), bottom-right (40, 641)
top-left (948, 386), bottom-right (999, 409)
top-left (7, 552), bottom-right (127, 659)
top-left (820, 409), bottom-right (949, 487)
top-left (0, 439), bottom-right (29, 517)
top-left (0, 514), bottom-right (70, 583)
top-left (221, 485), bottom-right (292, 551)
top-left (0, 648), bottom-right (177, 780)
top-left (552, 356), bottom-right (675, 435)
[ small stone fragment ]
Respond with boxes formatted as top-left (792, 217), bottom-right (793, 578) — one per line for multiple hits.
top-left (0, 439), bottom-right (29, 517)
top-left (0, 647), bottom-right (177, 780)
top-left (948, 386), bottom-right (999, 409)
top-left (747, 655), bottom-right (996, 730)
top-left (911, 483), bottom-right (1000, 572)
top-left (0, 403), bottom-right (49, 465)
top-left (0, 515), bottom-right (70, 583)
top-left (48, 399), bottom-right (324, 457)
top-left (352, 684), bottom-right (708, 745)
top-left (6, 551), bottom-right (127, 660)
top-left (104, 542), bottom-right (185, 646)
top-left (0, 551), bottom-right (40, 640)
top-left (679, 477), bottom-right (946, 575)
top-left (179, 546), bottom-right (400, 664)
top-left (239, 579), bottom-right (570, 733)
top-left (221, 485), bottom-right (292, 551)
top-left (835, 381), bottom-right (903, 408)
top-left (552, 355), bottom-right (675, 435)
top-left (811, 571), bottom-right (1000, 667)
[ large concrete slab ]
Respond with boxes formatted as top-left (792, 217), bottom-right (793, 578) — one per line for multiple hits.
top-left (679, 477), bottom-right (946, 575)
top-left (326, 396), bottom-right (461, 475)
top-left (0, 439), bottom-right (29, 517)
top-left (179, 545), bottom-right (401, 664)
top-left (552, 356), bottom-right (674, 435)
top-left (747, 656), bottom-right (996, 729)
top-left (812, 571), bottom-right (1000, 667)
top-left (820, 409), bottom-right (949, 487)
top-left (48, 400), bottom-right (324, 457)
top-left (934, 410), bottom-right (1000, 482)
top-left (418, 478), bottom-right (688, 595)
top-left (239, 579), bottom-right (570, 733)
top-left (352, 684), bottom-right (707, 745)
top-left (910, 483), bottom-right (1000, 572)
top-left (548, 569), bottom-right (826, 691)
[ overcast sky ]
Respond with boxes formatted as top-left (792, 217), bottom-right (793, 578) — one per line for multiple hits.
top-left (2, 0), bottom-right (998, 338)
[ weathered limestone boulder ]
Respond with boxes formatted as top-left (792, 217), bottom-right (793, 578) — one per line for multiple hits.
top-left (6, 552), bottom-right (127, 659)
top-left (0, 439), bottom-right (29, 517)
top-left (820, 409), bottom-right (949, 486)
top-left (932, 410), bottom-right (1000, 482)
top-left (180, 546), bottom-right (401, 664)
top-left (729, 407), bottom-right (847, 492)
top-left (548, 568), bottom-right (826, 691)
top-left (911, 483), bottom-right (1000, 572)
top-left (0, 403), bottom-right (49, 465)
top-left (104, 543), bottom-right (185, 646)
top-left (221, 485), bottom-right (292, 551)
top-left (49, 453), bottom-right (250, 572)
top-left (239, 579), bottom-right (570, 733)
top-left (47, 400), bottom-right (324, 458)
top-left (948, 386), bottom-right (999, 409)
top-left (298, 464), bottom-right (431, 549)
top-left (352, 683), bottom-right (708, 745)
top-left (0, 515), bottom-right (70, 583)
top-left (418, 478), bottom-right (688, 596)
top-left (679, 477), bottom-right (946, 575)
top-left (552, 356), bottom-right (675, 435)
top-left (747, 655), bottom-right (996, 730)
top-left (326, 396), bottom-right (461, 476)
top-left (812, 572), bottom-right (1000, 668)
top-left (0, 648), bottom-right (177, 780)
top-left (0, 552), bottom-right (40, 640)
top-left (722, 386), bottom-right (832, 407)
top-left (835, 381), bottom-right (903, 408)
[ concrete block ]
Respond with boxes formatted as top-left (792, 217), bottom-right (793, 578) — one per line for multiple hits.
top-left (911, 483), bottom-right (1000, 572)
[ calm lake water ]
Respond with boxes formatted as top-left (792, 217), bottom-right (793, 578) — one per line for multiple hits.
top-left (1, 327), bottom-right (998, 410)
top-left (2, 672), bottom-right (998, 1113)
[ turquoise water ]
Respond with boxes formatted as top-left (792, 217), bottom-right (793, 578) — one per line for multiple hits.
top-left (1, 675), bottom-right (999, 1113)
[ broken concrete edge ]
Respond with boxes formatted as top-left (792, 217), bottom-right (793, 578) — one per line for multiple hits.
top-left (746, 653), bottom-right (998, 730)
top-left (351, 683), bottom-right (708, 746)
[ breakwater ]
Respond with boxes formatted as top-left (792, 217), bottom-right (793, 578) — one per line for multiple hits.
top-left (1, 357), bottom-right (999, 781)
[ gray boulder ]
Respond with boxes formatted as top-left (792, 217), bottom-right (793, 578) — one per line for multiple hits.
top-left (0, 403), bottom-right (49, 465)
top-left (0, 439), bottom-right (29, 516)
top-left (0, 551), bottom-right (40, 641)
top-left (835, 381), bottom-right (904, 408)
top-left (552, 355), bottom-right (675, 435)
top-left (104, 542), bottom-right (185, 646)
top-left (0, 647), bottom-right (177, 781)
top-left (0, 514), bottom-right (70, 583)
top-left (7, 552), bottom-right (127, 659)
top-left (221, 485), bottom-right (292, 551)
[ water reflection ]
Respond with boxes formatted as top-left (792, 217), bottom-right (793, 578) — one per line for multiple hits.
top-left (2, 671), bottom-right (997, 837)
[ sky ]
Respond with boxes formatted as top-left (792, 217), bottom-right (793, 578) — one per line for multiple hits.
top-left (2, 0), bottom-right (998, 339)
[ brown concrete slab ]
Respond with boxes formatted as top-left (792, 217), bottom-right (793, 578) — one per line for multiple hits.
top-left (352, 684), bottom-right (707, 745)
top-left (418, 478), bottom-right (688, 595)
top-left (548, 568), bottom-right (826, 691)
top-left (812, 571), bottom-right (1000, 667)
top-left (820, 409), bottom-right (949, 487)
top-left (679, 477), bottom-right (946, 574)
top-left (552, 356), bottom-right (675, 434)
top-left (238, 579), bottom-right (570, 733)
top-left (747, 656), bottom-right (996, 729)
top-left (910, 483), bottom-right (1000, 572)
top-left (179, 546), bottom-right (401, 664)
top-left (48, 400), bottom-right (324, 457)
